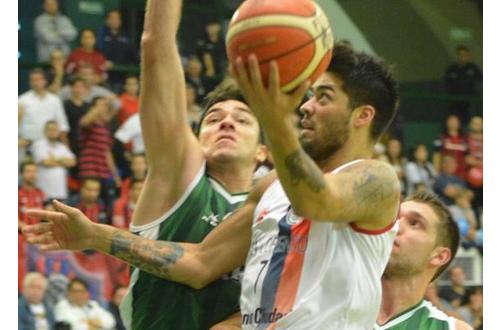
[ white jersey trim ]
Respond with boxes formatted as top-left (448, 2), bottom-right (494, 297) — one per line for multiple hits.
top-left (375, 300), bottom-right (456, 329)
top-left (129, 161), bottom-right (206, 233)
top-left (208, 177), bottom-right (248, 204)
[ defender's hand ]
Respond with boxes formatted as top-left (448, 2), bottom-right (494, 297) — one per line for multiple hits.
top-left (23, 200), bottom-right (97, 251)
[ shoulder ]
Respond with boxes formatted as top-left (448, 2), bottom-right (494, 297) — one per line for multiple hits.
top-left (34, 14), bottom-right (48, 23)
top-left (339, 159), bottom-right (400, 195)
top-left (31, 138), bottom-right (46, 148)
top-left (18, 91), bottom-right (33, 102)
top-left (46, 92), bottom-right (62, 103)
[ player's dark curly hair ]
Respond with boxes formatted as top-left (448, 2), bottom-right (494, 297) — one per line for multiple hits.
top-left (327, 44), bottom-right (399, 142)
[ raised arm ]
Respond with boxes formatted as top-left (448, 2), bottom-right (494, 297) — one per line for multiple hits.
top-left (23, 173), bottom-right (274, 288)
top-left (134, 0), bottom-right (205, 225)
top-left (233, 57), bottom-right (400, 230)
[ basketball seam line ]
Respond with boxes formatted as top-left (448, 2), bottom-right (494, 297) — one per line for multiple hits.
top-left (250, 28), bottom-right (331, 65)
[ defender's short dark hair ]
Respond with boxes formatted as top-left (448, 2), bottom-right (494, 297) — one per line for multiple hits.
top-left (199, 78), bottom-right (247, 119)
top-left (196, 78), bottom-right (264, 143)
top-left (327, 44), bottom-right (399, 141)
top-left (406, 191), bottom-right (460, 282)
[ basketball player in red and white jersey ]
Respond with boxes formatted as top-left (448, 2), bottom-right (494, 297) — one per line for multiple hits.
top-left (24, 45), bottom-right (400, 329)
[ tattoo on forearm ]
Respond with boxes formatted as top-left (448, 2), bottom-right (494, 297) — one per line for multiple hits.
top-left (284, 149), bottom-right (326, 193)
top-left (350, 164), bottom-right (396, 205)
top-left (110, 231), bottom-right (184, 279)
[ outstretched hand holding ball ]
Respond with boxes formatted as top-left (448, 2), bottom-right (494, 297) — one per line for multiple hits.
top-left (226, 0), bottom-right (334, 93)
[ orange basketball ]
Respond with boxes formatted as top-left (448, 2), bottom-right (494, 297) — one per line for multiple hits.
top-left (226, 0), bottom-right (334, 92)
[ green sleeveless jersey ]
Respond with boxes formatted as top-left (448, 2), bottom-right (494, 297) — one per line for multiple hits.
top-left (374, 300), bottom-right (457, 330)
top-left (120, 165), bottom-right (248, 330)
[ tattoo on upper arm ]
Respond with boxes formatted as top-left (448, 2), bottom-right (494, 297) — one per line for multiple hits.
top-left (284, 149), bottom-right (326, 193)
top-left (110, 231), bottom-right (184, 279)
top-left (350, 164), bottom-right (397, 205)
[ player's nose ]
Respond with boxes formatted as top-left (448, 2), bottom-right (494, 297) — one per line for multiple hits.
top-left (219, 116), bottom-right (236, 130)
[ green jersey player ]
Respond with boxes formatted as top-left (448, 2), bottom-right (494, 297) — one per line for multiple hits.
top-left (375, 191), bottom-right (472, 330)
top-left (24, 0), bottom-right (267, 328)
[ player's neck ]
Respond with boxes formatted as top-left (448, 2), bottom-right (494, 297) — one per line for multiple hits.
top-left (208, 161), bottom-right (255, 194)
top-left (378, 276), bottom-right (428, 325)
top-left (316, 137), bottom-right (373, 173)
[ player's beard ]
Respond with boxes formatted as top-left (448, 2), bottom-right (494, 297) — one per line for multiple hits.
top-left (300, 113), bottom-right (350, 162)
top-left (382, 257), bottom-right (426, 280)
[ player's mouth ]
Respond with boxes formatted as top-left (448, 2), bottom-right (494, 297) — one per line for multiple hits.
top-left (300, 119), bottom-right (314, 130)
top-left (216, 134), bottom-right (237, 143)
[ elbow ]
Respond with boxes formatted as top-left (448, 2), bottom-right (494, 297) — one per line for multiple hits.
top-left (190, 277), bottom-right (209, 290)
top-left (188, 264), bottom-right (212, 290)
top-left (140, 34), bottom-right (160, 64)
top-left (186, 252), bottom-right (213, 290)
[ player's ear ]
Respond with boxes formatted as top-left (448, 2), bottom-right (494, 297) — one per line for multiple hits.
top-left (429, 246), bottom-right (452, 268)
top-left (352, 105), bottom-right (375, 129)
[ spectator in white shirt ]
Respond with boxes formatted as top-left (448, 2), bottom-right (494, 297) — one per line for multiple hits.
top-left (31, 121), bottom-right (76, 200)
top-left (114, 113), bottom-right (144, 154)
top-left (18, 272), bottom-right (55, 330)
top-left (19, 68), bottom-right (70, 146)
top-left (55, 278), bottom-right (115, 330)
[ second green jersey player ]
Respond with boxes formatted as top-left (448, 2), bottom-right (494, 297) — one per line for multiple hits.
top-left (120, 166), bottom-right (250, 329)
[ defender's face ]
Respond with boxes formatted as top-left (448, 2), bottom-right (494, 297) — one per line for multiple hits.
top-left (298, 73), bottom-right (352, 161)
top-left (198, 100), bottom-right (261, 165)
top-left (385, 201), bottom-right (440, 277)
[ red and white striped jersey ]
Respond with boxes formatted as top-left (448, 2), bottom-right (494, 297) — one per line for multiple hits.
top-left (240, 160), bottom-right (399, 330)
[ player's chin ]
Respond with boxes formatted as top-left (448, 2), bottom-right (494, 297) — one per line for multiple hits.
top-left (299, 134), bottom-right (316, 149)
top-left (211, 147), bottom-right (241, 161)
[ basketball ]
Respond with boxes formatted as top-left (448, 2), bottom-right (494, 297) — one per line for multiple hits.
top-left (226, 0), bottom-right (334, 92)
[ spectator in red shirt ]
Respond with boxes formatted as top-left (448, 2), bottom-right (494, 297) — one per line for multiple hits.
top-left (466, 116), bottom-right (483, 211)
top-left (433, 114), bottom-right (468, 180)
top-left (65, 29), bottom-right (109, 84)
top-left (19, 161), bottom-right (46, 290)
top-left (112, 179), bottom-right (144, 230)
top-left (117, 76), bottom-right (139, 125)
top-left (119, 153), bottom-right (147, 199)
top-left (78, 97), bottom-right (121, 186)
top-left (19, 162), bottom-right (46, 226)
